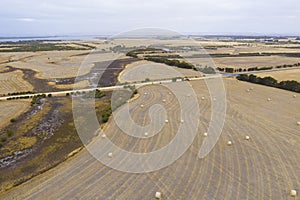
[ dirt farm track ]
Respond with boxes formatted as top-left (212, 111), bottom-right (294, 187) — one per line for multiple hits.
top-left (1, 79), bottom-right (299, 200)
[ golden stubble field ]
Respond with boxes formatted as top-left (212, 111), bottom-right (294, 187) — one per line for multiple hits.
top-left (257, 68), bottom-right (300, 82)
top-left (0, 50), bottom-right (119, 79)
top-left (0, 70), bottom-right (33, 95)
top-left (118, 60), bottom-right (200, 83)
top-left (1, 78), bottom-right (299, 199)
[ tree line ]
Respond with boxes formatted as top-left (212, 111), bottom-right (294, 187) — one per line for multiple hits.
top-left (237, 74), bottom-right (300, 93)
top-left (217, 62), bottom-right (300, 74)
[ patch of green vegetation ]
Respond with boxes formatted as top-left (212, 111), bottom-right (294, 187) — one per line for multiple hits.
top-left (31, 94), bottom-right (46, 106)
top-left (6, 130), bottom-right (13, 137)
top-left (10, 118), bottom-right (16, 123)
top-left (145, 57), bottom-right (195, 70)
top-left (7, 91), bottom-right (34, 96)
top-left (101, 107), bottom-right (112, 123)
top-left (0, 136), bottom-right (7, 143)
top-left (198, 66), bottom-right (216, 74)
top-left (126, 48), bottom-right (196, 70)
top-left (83, 89), bottom-right (105, 99)
top-left (126, 48), bottom-right (164, 58)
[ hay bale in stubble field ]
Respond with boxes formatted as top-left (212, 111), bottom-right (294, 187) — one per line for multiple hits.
top-left (290, 189), bottom-right (297, 197)
top-left (155, 192), bottom-right (162, 199)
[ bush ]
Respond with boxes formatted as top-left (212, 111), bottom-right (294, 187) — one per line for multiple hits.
top-left (7, 129), bottom-right (13, 137)
top-left (0, 136), bottom-right (7, 142)
top-left (47, 94), bottom-right (52, 97)
top-left (10, 118), bottom-right (16, 123)
top-left (199, 66), bottom-right (216, 74)
top-left (101, 107), bottom-right (112, 123)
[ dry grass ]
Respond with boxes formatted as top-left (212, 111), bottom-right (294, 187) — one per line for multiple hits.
top-left (48, 80), bottom-right (90, 90)
top-left (0, 100), bottom-right (30, 129)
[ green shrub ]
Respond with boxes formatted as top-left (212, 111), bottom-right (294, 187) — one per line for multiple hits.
top-left (0, 136), bottom-right (7, 142)
top-left (10, 118), bottom-right (16, 123)
top-left (7, 129), bottom-right (13, 137)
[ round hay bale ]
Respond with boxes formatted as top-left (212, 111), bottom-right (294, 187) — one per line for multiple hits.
top-left (144, 92), bottom-right (148, 95)
top-left (267, 98), bottom-right (271, 101)
top-left (168, 92), bottom-right (172, 95)
top-left (165, 119), bottom-right (169, 123)
top-left (227, 141), bottom-right (232, 146)
top-left (144, 132), bottom-right (148, 136)
top-left (180, 119), bottom-right (184, 123)
top-left (201, 96), bottom-right (205, 100)
top-left (245, 135), bottom-right (250, 140)
top-left (293, 94), bottom-right (297, 98)
top-left (246, 89), bottom-right (250, 92)
top-left (290, 189), bottom-right (297, 197)
top-left (297, 121), bottom-right (300, 126)
top-left (108, 152), bottom-right (113, 158)
top-left (140, 104), bottom-right (144, 108)
top-left (101, 134), bottom-right (106, 138)
top-left (250, 87), bottom-right (254, 90)
top-left (155, 192), bottom-right (162, 199)
top-left (162, 99), bottom-right (166, 103)
top-left (203, 132), bottom-right (208, 137)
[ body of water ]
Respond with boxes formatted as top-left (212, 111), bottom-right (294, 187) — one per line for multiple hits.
top-left (0, 35), bottom-right (107, 42)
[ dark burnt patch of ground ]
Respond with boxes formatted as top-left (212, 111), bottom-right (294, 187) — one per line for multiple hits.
top-left (53, 57), bottom-right (140, 87)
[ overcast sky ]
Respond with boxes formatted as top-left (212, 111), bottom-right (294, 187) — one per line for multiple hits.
top-left (1, 0), bottom-right (300, 36)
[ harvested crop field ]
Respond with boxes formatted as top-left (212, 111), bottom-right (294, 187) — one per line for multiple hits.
top-left (0, 51), bottom-right (120, 79)
top-left (257, 68), bottom-right (300, 82)
top-left (1, 78), bottom-right (299, 199)
top-left (189, 56), bottom-right (300, 69)
top-left (118, 60), bottom-right (200, 83)
top-left (0, 70), bottom-right (33, 95)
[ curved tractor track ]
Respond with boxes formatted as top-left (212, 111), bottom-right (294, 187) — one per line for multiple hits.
top-left (1, 79), bottom-right (299, 200)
